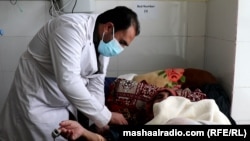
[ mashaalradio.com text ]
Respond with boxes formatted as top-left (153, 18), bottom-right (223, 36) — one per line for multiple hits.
top-left (123, 128), bottom-right (204, 137)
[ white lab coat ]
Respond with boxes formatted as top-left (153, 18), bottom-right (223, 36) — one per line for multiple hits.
top-left (0, 13), bottom-right (112, 141)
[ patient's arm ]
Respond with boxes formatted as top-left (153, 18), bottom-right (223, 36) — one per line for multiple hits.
top-left (59, 120), bottom-right (106, 141)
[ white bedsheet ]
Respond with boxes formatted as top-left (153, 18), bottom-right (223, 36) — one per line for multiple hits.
top-left (146, 96), bottom-right (231, 125)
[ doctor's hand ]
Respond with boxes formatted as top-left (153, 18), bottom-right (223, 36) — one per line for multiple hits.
top-left (109, 112), bottom-right (128, 125)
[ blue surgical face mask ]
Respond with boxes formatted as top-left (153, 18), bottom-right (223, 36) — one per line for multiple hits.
top-left (98, 27), bottom-right (124, 57)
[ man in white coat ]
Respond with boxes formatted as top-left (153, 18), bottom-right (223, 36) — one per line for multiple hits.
top-left (0, 6), bottom-right (140, 141)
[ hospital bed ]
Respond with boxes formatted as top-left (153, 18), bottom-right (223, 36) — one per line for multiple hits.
top-left (103, 68), bottom-right (236, 125)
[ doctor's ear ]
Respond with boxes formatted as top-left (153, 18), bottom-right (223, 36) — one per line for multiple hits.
top-left (103, 22), bottom-right (114, 33)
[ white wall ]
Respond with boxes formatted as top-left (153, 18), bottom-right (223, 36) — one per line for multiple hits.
top-left (0, 0), bottom-right (207, 112)
top-left (95, 0), bottom-right (206, 76)
top-left (231, 0), bottom-right (250, 124)
top-left (0, 1), bottom-right (51, 112)
top-left (205, 0), bottom-right (237, 102)
top-left (205, 0), bottom-right (250, 124)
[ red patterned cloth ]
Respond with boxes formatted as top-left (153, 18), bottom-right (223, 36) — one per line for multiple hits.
top-left (175, 88), bottom-right (207, 102)
top-left (106, 78), bottom-right (174, 125)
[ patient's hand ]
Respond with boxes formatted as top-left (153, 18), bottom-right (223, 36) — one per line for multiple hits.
top-left (59, 120), bottom-right (84, 140)
top-left (59, 120), bottom-right (106, 141)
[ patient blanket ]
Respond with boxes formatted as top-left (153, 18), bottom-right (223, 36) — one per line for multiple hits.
top-left (146, 96), bottom-right (231, 125)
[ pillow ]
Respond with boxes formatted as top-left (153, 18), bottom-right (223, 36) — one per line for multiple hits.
top-left (132, 68), bottom-right (185, 89)
top-left (117, 73), bottom-right (137, 80)
top-left (106, 78), bottom-right (174, 125)
top-left (132, 68), bottom-right (217, 90)
top-left (182, 68), bottom-right (217, 89)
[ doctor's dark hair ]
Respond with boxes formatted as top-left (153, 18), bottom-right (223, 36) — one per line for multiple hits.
top-left (96, 6), bottom-right (140, 36)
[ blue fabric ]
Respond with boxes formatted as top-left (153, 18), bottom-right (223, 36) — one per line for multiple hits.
top-left (104, 77), bottom-right (117, 98)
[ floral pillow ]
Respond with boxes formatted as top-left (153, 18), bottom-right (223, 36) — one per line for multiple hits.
top-left (106, 78), bottom-right (174, 125)
top-left (132, 68), bottom-right (217, 90)
top-left (132, 68), bottom-right (185, 89)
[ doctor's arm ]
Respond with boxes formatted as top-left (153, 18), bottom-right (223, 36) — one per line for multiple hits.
top-left (86, 62), bottom-right (128, 126)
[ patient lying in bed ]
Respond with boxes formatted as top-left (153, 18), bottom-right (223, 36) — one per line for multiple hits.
top-left (146, 91), bottom-right (231, 125)
top-left (106, 78), bottom-right (231, 125)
